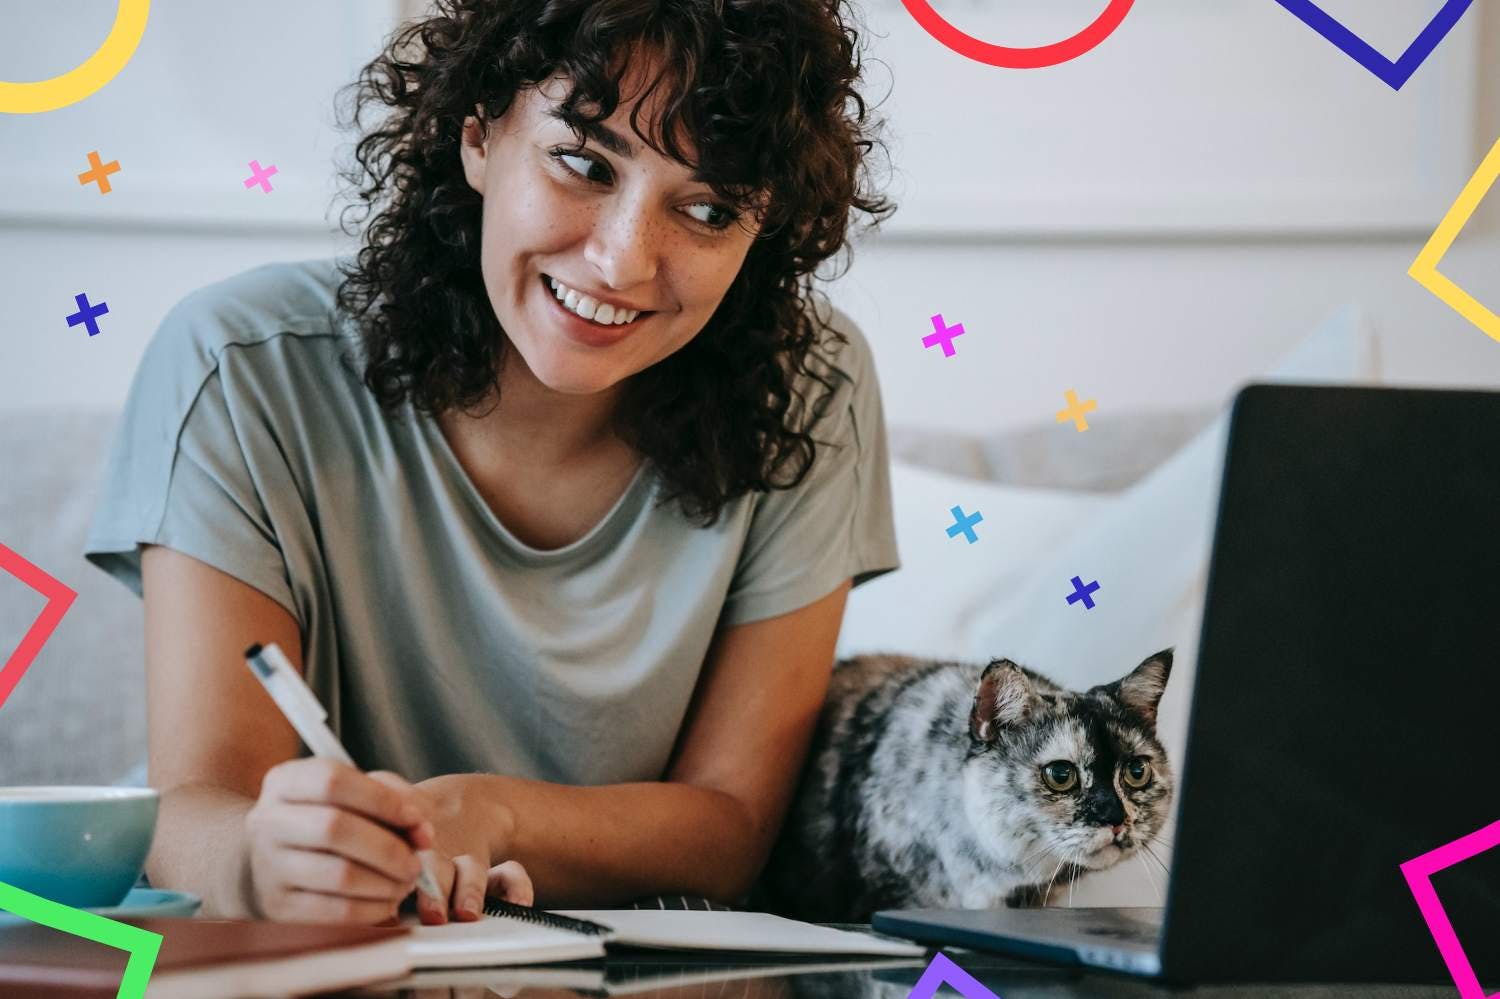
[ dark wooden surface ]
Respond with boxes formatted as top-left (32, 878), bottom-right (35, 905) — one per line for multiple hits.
top-left (333, 925), bottom-right (1480, 998)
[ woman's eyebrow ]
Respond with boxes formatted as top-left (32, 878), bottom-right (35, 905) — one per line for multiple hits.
top-left (547, 106), bottom-right (711, 184)
top-left (548, 106), bottom-right (635, 157)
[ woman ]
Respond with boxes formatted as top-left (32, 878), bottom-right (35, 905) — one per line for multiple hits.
top-left (84, 0), bottom-right (898, 926)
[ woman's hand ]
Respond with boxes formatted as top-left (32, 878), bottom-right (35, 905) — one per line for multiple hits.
top-left (243, 758), bottom-right (436, 924)
top-left (409, 774), bottom-right (531, 924)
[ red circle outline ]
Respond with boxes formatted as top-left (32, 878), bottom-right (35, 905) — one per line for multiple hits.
top-left (900, 0), bottom-right (1136, 69)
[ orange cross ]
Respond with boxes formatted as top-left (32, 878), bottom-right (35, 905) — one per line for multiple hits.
top-left (1056, 389), bottom-right (1098, 432)
top-left (77, 150), bottom-right (121, 193)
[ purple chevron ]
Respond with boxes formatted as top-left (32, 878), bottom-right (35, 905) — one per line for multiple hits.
top-left (906, 952), bottom-right (1002, 999)
top-left (1271, 0), bottom-right (1475, 91)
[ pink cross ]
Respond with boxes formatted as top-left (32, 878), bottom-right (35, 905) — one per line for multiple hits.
top-left (244, 159), bottom-right (279, 193)
top-left (922, 313), bottom-right (966, 357)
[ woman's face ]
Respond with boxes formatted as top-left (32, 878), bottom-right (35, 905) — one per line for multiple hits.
top-left (459, 55), bottom-right (764, 398)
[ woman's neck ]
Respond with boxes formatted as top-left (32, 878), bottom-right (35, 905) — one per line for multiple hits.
top-left (440, 356), bottom-right (629, 471)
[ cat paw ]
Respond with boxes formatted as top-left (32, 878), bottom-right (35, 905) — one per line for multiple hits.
top-left (1003, 883), bottom-right (1046, 908)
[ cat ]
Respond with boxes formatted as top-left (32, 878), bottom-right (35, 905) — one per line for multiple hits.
top-left (752, 649), bottom-right (1175, 923)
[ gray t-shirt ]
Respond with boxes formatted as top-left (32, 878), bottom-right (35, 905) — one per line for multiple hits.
top-left (83, 257), bottom-right (900, 786)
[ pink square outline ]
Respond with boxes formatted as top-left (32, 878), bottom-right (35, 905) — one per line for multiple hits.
top-left (0, 543), bottom-right (77, 713)
top-left (1399, 817), bottom-right (1500, 999)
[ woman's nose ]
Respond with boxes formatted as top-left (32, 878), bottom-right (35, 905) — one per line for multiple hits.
top-left (586, 204), bottom-right (662, 286)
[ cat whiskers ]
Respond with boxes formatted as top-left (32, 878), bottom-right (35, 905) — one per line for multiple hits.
top-left (1140, 841), bottom-right (1171, 879)
top-left (1133, 849), bottom-right (1163, 903)
top-left (1039, 857), bottom-right (1067, 909)
top-left (1017, 841), bottom-right (1055, 880)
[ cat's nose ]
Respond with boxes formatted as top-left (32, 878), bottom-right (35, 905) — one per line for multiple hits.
top-left (1111, 824), bottom-right (1125, 838)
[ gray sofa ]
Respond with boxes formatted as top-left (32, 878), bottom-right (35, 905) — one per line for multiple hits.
top-left (0, 404), bottom-right (1212, 788)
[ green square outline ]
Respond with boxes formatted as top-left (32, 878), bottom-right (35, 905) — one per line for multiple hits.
top-left (0, 879), bottom-right (161, 998)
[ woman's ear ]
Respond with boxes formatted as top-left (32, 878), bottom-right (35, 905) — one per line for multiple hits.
top-left (459, 112), bottom-right (489, 194)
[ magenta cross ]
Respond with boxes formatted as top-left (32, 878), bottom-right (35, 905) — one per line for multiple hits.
top-left (243, 160), bottom-right (279, 193)
top-left (921, 313), bottom-right (966, 357)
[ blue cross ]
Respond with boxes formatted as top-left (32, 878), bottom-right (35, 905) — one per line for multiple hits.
top-left (946, 505), bottom-right (983, 544)
top-left (1066, 575), bottom-right (1100, 610)
top-left (66, 293), bottom-right (109, 336)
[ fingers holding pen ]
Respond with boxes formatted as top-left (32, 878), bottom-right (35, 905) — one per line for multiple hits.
top-left (246, 758), bottom-right (443, 924)
top-left (267, 763), bottom-right (437, 846)
top-left (259, 802), bottom-right (425, 887)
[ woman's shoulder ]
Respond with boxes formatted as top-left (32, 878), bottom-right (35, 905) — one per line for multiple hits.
top-left (132, 257), bottom-right (360, 416)
top-left (784, 295), bottom-right (881, 436)
top-left (800, 295), bottom-right (875, 385)
top-left (148, 256), bottom-right (351, 367)
top-left (122, 256), bottom-right (365, 449)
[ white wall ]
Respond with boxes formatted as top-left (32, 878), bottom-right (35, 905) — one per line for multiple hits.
top-left (3, 0), bottom-right (1499, 433)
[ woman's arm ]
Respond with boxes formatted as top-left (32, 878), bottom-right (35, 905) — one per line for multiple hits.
top-left (141, 546), bottom-right (435, 923)
top-left (460, 579), bottom-right (853, 907)
top-left (140, 544), bottom-right (305, 916)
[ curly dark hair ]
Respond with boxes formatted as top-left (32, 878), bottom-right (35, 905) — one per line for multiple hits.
top-left (331, 0), bottom-right (896, 527)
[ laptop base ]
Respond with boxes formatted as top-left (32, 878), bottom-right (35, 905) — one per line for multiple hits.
top-left (873, 907), bottom-right (1163, 977)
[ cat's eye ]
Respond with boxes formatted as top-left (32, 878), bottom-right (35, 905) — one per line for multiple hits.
top-left (1122, 757), bottom-right (1153, 789)
top-left (1041, 761), bottom-right (1078, 793)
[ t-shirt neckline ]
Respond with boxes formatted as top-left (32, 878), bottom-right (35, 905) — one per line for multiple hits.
top-left (414, 402), bottom-right (654, 565)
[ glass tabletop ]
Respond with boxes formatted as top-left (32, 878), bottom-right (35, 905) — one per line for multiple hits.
top-left (329, 935), bottom-right (1471, 999)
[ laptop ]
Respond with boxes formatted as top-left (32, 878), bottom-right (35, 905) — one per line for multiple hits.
top-left (871, 384), bottom-right (1500, 985)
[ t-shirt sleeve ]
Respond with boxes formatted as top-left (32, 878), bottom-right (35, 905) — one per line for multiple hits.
top-left (719, 307), bottom-right (901, 627)
top-left (82, 301), bottom-right (302, 625)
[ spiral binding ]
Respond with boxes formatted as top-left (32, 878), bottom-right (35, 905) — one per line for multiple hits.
top-left (481, 895), bottom-right (615, 937)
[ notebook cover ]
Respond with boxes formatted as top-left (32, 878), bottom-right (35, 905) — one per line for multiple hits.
top-left (0, 917), bottom-right (409, 990)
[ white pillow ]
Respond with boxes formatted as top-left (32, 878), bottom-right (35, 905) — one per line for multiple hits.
top-left (841, 304), bottom-right (1381, 908)
top-left (838, 466), bottom-right (1113, 661)
top-left (962, 303), bottom-right (1382, 907)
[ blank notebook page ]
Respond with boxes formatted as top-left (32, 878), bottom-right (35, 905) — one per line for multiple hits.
top-left (402, 915), bottom-right (606, 968)
top-left (554, 909), bottom-right (927, 956)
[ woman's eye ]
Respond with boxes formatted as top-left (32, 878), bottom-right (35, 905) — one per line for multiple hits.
top-left (549, 148), bottom-right (740, 231)
top-left (684, 201), bottom-right (739, 230)
top-left (1122, 757), bottom-right (1152, 789)
top-left (1041, 761), bottom-right (1077, 792)
top-left (552, 149), bottom-right (608, 184)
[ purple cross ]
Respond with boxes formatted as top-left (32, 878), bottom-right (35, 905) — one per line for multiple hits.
top-left (244, 159), bottom-right (279, 193)
top-left (1066, 575), bottom-right (1100, 610)
top-left (65, 293), bottom-right (109, 336)
top-left (922, 313), bottom-right (966, 357)
top-left (946, 505), bottom-right (983, 544)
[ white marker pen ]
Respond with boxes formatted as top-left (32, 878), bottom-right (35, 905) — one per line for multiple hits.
top-left (244, 641), bottom-right (443, 906)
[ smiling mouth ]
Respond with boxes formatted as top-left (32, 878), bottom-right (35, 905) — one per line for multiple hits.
top-left (540, 274), bottom-right (655, 329)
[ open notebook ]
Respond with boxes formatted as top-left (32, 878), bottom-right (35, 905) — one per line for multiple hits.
top-left (404, 897), bottom-right (927, 968)
top-left (367, 955), bottom-right (929, 995)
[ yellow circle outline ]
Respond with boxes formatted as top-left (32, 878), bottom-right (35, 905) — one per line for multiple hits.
top-left (0, 0), bottom-right (150, 115)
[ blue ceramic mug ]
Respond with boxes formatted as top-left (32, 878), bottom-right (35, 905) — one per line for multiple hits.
top-left (0, 786), bottom-right (159, 908)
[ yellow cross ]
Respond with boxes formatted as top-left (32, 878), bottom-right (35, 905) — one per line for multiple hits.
top-left (1056, 389), bottom-right (1098, 432)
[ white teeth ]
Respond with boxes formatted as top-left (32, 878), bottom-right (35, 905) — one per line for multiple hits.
top-left (547, 276), bottom-right (640, 325)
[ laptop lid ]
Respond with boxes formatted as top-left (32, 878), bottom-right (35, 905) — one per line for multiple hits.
top-left (1159, 383), bottom-right (1500, 984)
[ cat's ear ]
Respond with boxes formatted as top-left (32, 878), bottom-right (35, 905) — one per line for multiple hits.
top-left (970, 659), bottom-right (1039, 742)
top-left (1114, 648), bottom-right (1173, 728)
